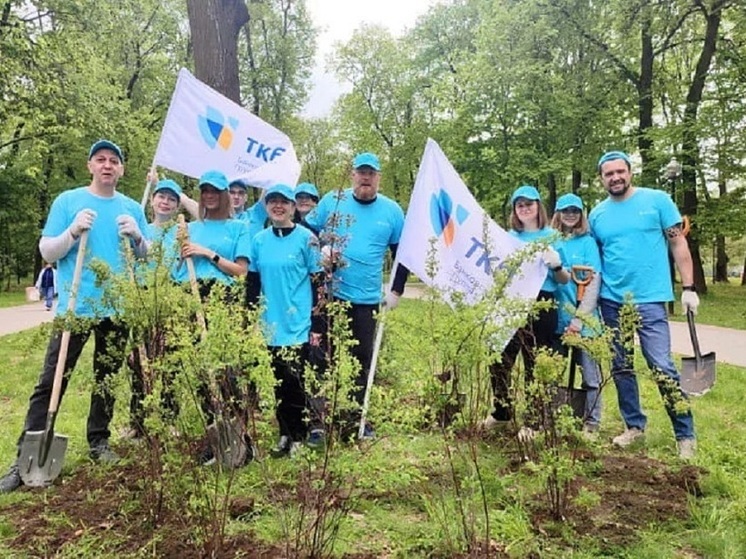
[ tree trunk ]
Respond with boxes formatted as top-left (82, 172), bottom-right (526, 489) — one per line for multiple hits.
top-left (637, 19), bottom-right (655, 186)
top-left (186, 0), bottom-right (249, 102)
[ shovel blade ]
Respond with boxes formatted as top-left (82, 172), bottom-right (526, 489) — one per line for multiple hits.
top-left (681, 351), bottom-right (716, 396)
top-left (18, 430), bottom-right (68, 487)
top-left (206, 417), bottom-right (247, 469)
top-left (554, 387), bottom-right (587, 419)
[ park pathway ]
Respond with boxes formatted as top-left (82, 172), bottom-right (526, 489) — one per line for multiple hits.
top-left (1, 296), bottom-right (744, 367)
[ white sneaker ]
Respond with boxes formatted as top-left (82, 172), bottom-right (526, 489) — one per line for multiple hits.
top-left (677, 438), bottom-right (697, 460)
top-left (517, 426), bottom-right (536, 443)
top-left (612, 427), bottom-right (644, 447)
top-left (479, 415), bottom-right (509, 431)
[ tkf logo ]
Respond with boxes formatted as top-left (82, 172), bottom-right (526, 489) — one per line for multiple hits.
top-left (198, 106), bottom-right (239, 150)
top-left (430, 189), bottom-right (469, 246)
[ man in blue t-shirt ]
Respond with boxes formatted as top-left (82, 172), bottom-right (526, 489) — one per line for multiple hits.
top-left (304, 152), bottom-right (408, 437)
top-left (0, 140), bottom-right (149, 493)
top-left (588, 150), bottom-right (699, 460)
top-left (230, 178), bottom-right (269, 241)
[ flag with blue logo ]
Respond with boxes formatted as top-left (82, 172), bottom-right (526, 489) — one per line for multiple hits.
top-left (398, 139), bottom-right (546, 306)
top-left (154, 68), bottom-right (301, 188)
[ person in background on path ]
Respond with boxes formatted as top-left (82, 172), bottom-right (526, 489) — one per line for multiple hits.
top-left (0, 139), bottom-right (149, 493)
top-left (230, 178), bottom-right (269, 240)
top-left (246, 184), bottom-right (324, 457)
top-left (482, 185), bottom-right (570, 441)
top-left (304, 152), bottom-right (408, 440)
top-left (550, 193), bottom-right (603, 435)
top-left (589, 150), bottom-right (699, 459)
top-left (294, 182), bottom-right (319, 224)
top-left (35, 262), bottom-right (57, 311)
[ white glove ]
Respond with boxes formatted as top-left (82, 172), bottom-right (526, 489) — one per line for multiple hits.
top-left (70, 209), bottom-right (96, 238)
top-left (117, 214), bottom-right (143, 243)
top-left (681, 290), bottom-right (700, 315)
top-left (542, 248), bottom-right (562, 270)
top-left (383, 291), bottom-right (400, 310)
top-left (320, 245), bottom-right (340, 268)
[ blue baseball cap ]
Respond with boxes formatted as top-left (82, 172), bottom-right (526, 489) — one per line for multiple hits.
top-left (352, 152), bottom-right (381, 171)
top-left (153, 179), bottom-right (182, 198)
top-left (597, 151), bottom-right (631, 171)
top-left (265, 183), bottom-right (295, 202)
top-left (198, 170), bottom-right (229, 191)
top-left (89, 139), bottom-right (124, 162)
top-left (555, 193), bottom-right (584, 211)
top-left (295, 182), bottom-right (319, 200)
top-left (510, 185), bottom-right (541, 205)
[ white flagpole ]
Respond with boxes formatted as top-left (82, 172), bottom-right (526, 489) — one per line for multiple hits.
top-left (358, 257), bottom-right (399, 439)
top-left (140, 158), bottom-right (158, 209)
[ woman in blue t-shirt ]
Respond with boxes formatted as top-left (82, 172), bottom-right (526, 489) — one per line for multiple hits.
top-left (483, 185), bottom-right (570, 439)
top-left (551, 193), bottom-right (603, 435)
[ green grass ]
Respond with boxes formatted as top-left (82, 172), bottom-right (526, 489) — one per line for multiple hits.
top-left (1, 305), bottom-right (746, 558)
top-left (669, 280), bottom-right (746, 329)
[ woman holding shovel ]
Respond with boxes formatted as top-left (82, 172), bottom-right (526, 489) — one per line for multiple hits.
top-left (246, 183), bottom-right (324, 457)
top-left (482, 185), bottom-right (570, 441)
top-left (551, 193), bottom-right (603, 436)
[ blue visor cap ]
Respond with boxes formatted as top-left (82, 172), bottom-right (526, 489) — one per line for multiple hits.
top-left (89, 139), bottom-right (124, 162)
top-left (198, 170), bottom-right (229, 191)
top-left (597, 151), bottom-right (631, 171)
top-left (265, 183), bottom-right (295, 202)
top-left (510, 185), bottom-right (541, 205)
top-left (295, 182), bottom-right (319, 200)
top-left (555, 193), bottom-right (584, 212)
top-left (353, 152), bottom-right (381, 171)
top-left (153, 179), bottom-right (182, 199)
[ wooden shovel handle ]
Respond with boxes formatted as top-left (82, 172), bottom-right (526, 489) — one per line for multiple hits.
top-left (49, 230), bottom-right (89, 415)
top-left (177, 215), bottom-right (207, 339)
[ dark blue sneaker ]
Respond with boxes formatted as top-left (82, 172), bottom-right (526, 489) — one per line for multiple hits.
top-left (306, 429), bottom-right (326, 450)
top-left (361, 423), bottom-right (376, 440)
top-left (0, 463), bottom-right (21, 493)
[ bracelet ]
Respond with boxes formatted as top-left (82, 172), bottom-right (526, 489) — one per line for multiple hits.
top-left (682, 285), bottom-right (696, 292)
top-left (551, 265), bottom-right (563, 272)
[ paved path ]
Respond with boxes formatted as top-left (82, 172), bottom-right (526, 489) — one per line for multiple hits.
top-left (1, 297), bottom-right (744, 367)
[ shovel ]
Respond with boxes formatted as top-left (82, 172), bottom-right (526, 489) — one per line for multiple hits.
top-left (19, 231), bottom-right (88, 487)
top-left (178, 216), bottom-right (247, 468)
top-left (681, 309), bottom-right (716, 396)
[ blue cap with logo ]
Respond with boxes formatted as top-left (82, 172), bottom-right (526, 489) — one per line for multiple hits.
top-left (198, 170), bottom-right (229, 191)
top-left (295, 182), bottom-right (319, 200)
top-left (555, 193), bottom-right (584, 211)
top-left (265, 183), bottom-right (295, 202)
top-left (352, 152), bottom-right (381, 171)
top-left (153, 179), bottom-right (182, 199)
top-left (89, 139), bottom-right (124, 162)
top-left (510, 185), bottom-right (542, 205)
top-left (597, 151), bottom-right (631, 171)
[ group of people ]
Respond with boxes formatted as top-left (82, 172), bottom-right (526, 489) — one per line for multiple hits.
top-left (0, 143), bottom-right (699, 494)
top-left (483, 151), bottom-right (699, 460)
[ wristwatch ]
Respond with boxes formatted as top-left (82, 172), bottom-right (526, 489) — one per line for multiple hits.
top-left (212, 253), bottom-right (221, 264)
top-left (551, 265), bottom-right (563, 272)
top-left (682, 285), bottom-right (696, 292)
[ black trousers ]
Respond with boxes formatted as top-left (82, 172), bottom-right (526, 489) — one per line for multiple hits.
top-left (344, 302), bottom-right (378, 407)
top-left (270, 345), bottom-right (309, 441)
top-left (17, 318), bottom-right (128, 452)
top-left (489, 291), bottom-right (558, 422)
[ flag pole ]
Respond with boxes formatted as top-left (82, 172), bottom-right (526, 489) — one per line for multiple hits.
top-left (140, 157), bottom-right (157, 209)
top-left (358, 257), bottom-right (398, 439)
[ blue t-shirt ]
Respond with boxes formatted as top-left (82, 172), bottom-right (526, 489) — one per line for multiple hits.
top-left (141, 222), bottom-right (179, 278)
top-left (249, 226), bottom-right (322, 346)
top-left (235, 200), bottom-right (268, 241)
top-left (171, 219), bottom-right (251, 285)
top-left (42, 186), bottom-right (149, 318)
top-left (554, 233), bottom-right (602, 335)
top-left (510, 227), bottom-right (560, 293)
top-left (589, 187), bottom-right (681, 304)
top-left (305, 189), bottom-right (404, 304)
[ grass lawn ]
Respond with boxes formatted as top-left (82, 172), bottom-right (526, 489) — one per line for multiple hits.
top-left (1, 300), bottom-right (745, 557)
top-left (670, 280), bottom-right (746, 329)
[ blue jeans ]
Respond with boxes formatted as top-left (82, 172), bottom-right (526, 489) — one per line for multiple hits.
top-left (577, 349), bottom-right (602, 426)
top-left (42, 286), bottom-right (54, 309)
top-left (600, 299), bottom-right (694, 440)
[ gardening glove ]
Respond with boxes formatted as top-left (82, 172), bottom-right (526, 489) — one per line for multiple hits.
top-left (542, 247), bottom-right (562, 270)
top-left (70, 209), bottom-right (96, 238)
top-left (681, 290), bottom-right (700, 315)
top-left (382, 291), bottom-right (400, 310)
top-left (117, 214), bottom-right (143, 244)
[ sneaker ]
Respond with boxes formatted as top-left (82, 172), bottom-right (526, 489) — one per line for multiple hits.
top-left (581, 423), bottom-right (599, 441)
top-left (271, 436), bottom-right (302, 458)
top-left (306, 429), bottom-right (326, 451)
top-left (479, 415), bottom-right (510, 431)
top-left (612, 427), bottom-right (644, 448)
top-left (677, 438), bottom-right (697, 460)
top-left (0, 464), bottom-right (22, 494)
top-left (89, 441), bottom-right (120, 464)
top-left (198, 445), bottom-right (216, 466)
top-left (517, 426), bottom-right (536, 443)
top-left (361, 423), bottom-right (376, 440)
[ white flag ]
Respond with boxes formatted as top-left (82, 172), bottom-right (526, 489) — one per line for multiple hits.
top-left (398, 139), bottom-right (546, 306)
top-left (154, 68), bottom-right (301, 188)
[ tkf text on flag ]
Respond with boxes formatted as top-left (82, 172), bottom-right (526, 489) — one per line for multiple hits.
top-left (154, 68), bottom-right (301, 189)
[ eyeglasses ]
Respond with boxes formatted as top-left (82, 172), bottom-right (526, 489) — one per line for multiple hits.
top-left (559, 208), bottom-right (582, 215)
